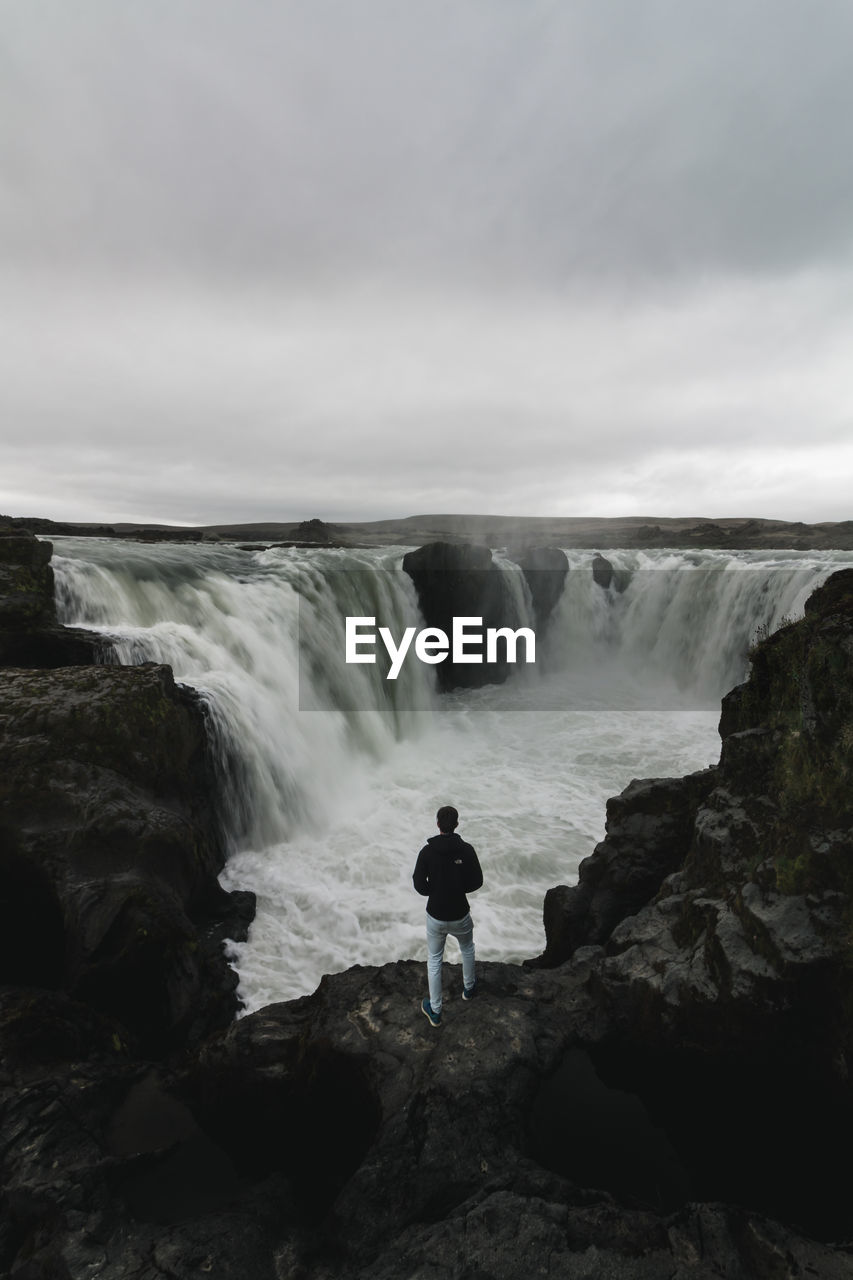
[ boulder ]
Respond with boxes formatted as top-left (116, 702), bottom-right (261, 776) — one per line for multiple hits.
top-left (591, 552), bottom-right (614, 589)
top-left (591, 551), bottom-right (631, 593)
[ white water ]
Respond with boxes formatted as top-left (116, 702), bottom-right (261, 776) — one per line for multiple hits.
top-left (52, 539), bottom-right (853, 1011)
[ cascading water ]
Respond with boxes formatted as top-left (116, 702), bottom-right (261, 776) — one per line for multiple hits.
top-left (52, 538), bottom-right (853, 1010)
top-left (538, 549), bottom-right (835, 703)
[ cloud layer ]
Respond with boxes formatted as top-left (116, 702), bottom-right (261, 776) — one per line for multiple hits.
top-left (3, 1), bottom-right (852, 523)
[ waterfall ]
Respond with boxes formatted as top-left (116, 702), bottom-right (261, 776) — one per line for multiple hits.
top-left (54, 541), bottom-right (436, 846)
top-left (52, 538), bottom-right (853, 1008)
top-left (539, 548), bottom-right (834, 704)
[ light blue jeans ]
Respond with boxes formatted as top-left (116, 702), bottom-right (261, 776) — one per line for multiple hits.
top-left (426, 911), bottom-right (475, 1015)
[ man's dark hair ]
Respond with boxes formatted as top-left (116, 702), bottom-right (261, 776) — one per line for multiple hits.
top-left (436, 805), bottom-right (459, 833)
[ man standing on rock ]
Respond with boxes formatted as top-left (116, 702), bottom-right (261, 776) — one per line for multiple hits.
top-left (413, 805), bottom-right (483, 1027)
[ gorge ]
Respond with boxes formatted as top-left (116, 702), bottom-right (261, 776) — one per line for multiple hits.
top-left (2, 526), bottom-right (853, 1278)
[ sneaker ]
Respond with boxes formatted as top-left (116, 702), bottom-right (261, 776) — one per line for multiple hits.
top-left (462, 980), bottom-right (477, 1001)
top-left (421, 998), bottom-right (442, 1027)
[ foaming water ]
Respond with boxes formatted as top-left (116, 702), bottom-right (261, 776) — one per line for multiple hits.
top-left (53, 539), bottom-right (853, 1009)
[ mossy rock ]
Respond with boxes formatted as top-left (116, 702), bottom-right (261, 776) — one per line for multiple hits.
top-left (718, 569), bottom-right (853, 899)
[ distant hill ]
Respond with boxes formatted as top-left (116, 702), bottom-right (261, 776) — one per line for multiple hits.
top-left (4, 512), bottom-right (853, 550)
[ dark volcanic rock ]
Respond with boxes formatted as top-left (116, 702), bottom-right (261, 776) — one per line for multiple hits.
top-left (525, 568), bottom-right (853, 1245)
top-left (189, 962), bottom-right (578, 1258)
top-left (0, 529), bottom-right (108, 667)
top-left (0, 530), bottom-right (56, 631)
top-left (3, 962), bottom-right (851, 1278)
top-left (361, 1196), bottom-right (853, 1280)
top-left (518, 546), bottom-right (568, 628)
top-left (402, 541), bottom-right (522, 690)
top-left (531, 769), bottom-right (719, 968)
top-left (591, 551), bottom-right (630, 593)
top-left (0, 663), bottom-right (248, 1053)
top-left (592, 551), bottom-right (615, 589)
top-left (535, 569), bottom-right (853, 1008)
top-left (1, 624), bottom-right (109, 668)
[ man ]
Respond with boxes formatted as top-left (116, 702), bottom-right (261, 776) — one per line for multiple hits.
top-left (412, 805), bottom-right (483, 1027)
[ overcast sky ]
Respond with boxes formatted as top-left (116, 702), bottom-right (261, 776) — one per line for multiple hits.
top-left (2, 0), bottom-right (852, 525)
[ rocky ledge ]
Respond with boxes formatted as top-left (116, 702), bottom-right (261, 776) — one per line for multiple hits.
top-left (2, 543), bottom-right (853, 1278)
top-left (4, 957), bottom-right (852, 1278)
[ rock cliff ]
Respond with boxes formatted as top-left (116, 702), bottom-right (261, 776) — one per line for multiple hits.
top-left (0, 532), bottom-right (253, 1064)
top-left (534, 568), bottom-right (853, 1065)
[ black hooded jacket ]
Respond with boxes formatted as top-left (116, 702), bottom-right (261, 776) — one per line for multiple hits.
top-left (412, 832), bottom-right (483, 922)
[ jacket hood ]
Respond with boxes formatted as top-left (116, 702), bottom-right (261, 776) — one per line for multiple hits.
top-left (428, 832), bottom-right (461, 850)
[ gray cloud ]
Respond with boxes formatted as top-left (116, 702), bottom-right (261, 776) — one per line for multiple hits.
top-left (2, 1), bottom-right (852, 524)
top-left (4, 1), bottom-right (853, 286)
top-left (2, 267), bottom-right (850, 523)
